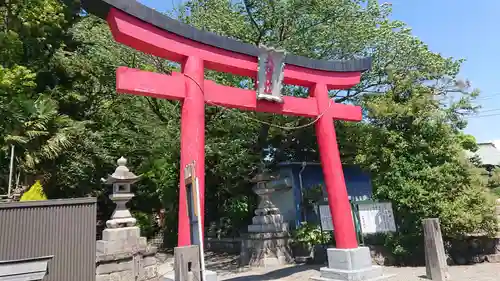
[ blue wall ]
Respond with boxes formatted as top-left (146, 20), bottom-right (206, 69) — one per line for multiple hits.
top-left (277, 163), bottom-right (373, 228)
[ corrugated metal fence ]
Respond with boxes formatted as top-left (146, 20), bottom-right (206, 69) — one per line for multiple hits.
top-left (0, 198), bottom-right (97, 281)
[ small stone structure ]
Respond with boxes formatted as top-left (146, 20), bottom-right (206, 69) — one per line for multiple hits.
top-left (240, 172), bottom-right (294, 267)
top-left (96, 157), bottom-right (159, 281)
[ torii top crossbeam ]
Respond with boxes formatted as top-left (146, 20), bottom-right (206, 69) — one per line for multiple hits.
top-left (82, 0), bottom-right (372, 250)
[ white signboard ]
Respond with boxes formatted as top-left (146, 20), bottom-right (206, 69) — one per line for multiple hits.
top-left (318, 202), bottom-right (396, 234)
top-left (318, 205), bottom-right (334, 231)
top-left (318, 205), bottom-right (356, 231)
top-left (357, 202), bottom-right (396, 234)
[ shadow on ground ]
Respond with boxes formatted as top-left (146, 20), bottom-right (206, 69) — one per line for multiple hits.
top-left (211, 263), bottom-right (321, 281)
top-left (205, 252), bottom-right (242, 273)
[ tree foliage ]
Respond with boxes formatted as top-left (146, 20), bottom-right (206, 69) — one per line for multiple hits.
top-left (177, 0), bottom-right (498, 258)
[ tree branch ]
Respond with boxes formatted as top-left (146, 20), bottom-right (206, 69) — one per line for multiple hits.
top-left (243, 0), bottom-right (265, 45)
top-left (145, 97), bottom-right (170, 123)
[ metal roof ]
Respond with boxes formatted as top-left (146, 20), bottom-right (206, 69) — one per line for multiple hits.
top-left (468, 142), bottom-right (500, 166)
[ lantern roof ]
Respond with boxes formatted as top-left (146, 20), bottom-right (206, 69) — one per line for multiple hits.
top-left (105, 157), bottom-right (140, 184)
top-left (251, 171), bottom-right (278, 183)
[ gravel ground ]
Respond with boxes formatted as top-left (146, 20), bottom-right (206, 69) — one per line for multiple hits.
top-left (201, 252), bottom-right (499, 281)
top-left (216, 263), bottom-right (499, 281)
top-left (158, 252), bottom-right (500, 281)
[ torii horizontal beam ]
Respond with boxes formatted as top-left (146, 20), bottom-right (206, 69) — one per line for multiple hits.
top-left (116, 67), bottom-right (362, 121)
top-left (107, 9), bottom-right (364, 89)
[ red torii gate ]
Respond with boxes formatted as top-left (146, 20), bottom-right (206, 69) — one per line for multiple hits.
top-left (82, 0), bottom-right (371, 250)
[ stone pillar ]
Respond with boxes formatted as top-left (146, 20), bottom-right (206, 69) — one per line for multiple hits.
top-left (240, 172), bottom-right (293, 267)
top-left (95, 157), bottom-right (159, 281)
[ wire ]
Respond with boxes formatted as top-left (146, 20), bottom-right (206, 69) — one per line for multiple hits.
top-left (468, 113), bottom-right (500, 119)
top-left (473, 93), bottom-right (500, 101)
top-left (182, 73), bottom-right (337, 131)
top-left (477, 108), bottom-right (500, 113)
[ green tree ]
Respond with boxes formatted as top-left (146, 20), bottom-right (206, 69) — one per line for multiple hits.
top-left (178, 0), bottom-right (497, 259)
top-left (2, 0), bottom-right (495, 255)
top-left (0, 0), bottom-right (84, 185)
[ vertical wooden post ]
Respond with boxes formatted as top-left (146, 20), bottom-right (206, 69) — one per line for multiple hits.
top-left (423, 218), bottom-right (450, 281)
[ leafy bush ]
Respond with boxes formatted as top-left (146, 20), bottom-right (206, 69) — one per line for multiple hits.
top-left (492, 187), bottom-right (500, 198)
top-left (292, 222), bottom-right (332, 247)
top-left (364, 232), bottom-right (425, 266)
top-left (20, 181), bottom-right (48, 201)
top-left (133, 211), bottom-right (159, 239)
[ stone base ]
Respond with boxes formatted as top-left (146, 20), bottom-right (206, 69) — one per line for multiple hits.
top-left (240, 232), bottom-right (293, 267)
top-left (96, 226), bottom-right (159, 281)
top-left (486, 254), bottom-right (500, 263)
top-left (310, 247), bottom-right (392, 281)
top-left (97, 227), bottom-right (147, 255)
top-left (162, 269), bottom-right (217, 281)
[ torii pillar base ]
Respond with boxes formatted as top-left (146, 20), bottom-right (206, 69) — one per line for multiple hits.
top-left (311, 247), bottom-right (392, 281)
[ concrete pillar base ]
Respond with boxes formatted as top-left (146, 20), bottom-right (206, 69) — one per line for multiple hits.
top-left (310, 247), bottom-right (393, 281)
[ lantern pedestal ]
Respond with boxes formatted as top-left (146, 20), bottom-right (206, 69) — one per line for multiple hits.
top-left (106, 192), bottom-right (136, 228)
top-left (240, 173), bottom-right (293, 267)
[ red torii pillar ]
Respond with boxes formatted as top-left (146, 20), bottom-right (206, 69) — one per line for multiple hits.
top-left (105, 8), bottom-right (367, 250)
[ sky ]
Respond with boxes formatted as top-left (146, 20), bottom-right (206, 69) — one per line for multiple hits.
top-left (138, 0), bottom-right (500, 143)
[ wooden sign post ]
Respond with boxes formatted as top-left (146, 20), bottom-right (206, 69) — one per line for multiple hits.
top-left (423, 218), bottom-right (451, 281)
top-left (184, 162), bottom-right (206, 280)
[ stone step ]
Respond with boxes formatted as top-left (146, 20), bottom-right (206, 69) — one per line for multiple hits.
top-left (248, 222), bottom-right (288, 233)
top-left (486, 254), bottom-right (500, 263)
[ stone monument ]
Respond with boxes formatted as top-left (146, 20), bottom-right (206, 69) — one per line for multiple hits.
top-left (95, 157), bottom-right (159, 281)
top-left (240, 172), bottom-right (294, 267)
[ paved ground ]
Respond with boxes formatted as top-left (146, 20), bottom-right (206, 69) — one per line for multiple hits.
top-left (158, 252), bottom-right (500, 281)
top-left (203, 253), bottom-right (499, 281)
top-left (215, 263), bottom-right (499, 281)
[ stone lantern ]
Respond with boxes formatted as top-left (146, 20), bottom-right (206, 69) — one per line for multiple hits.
top-left (247, 172), bottom-right (290, 233)
top-left (103, 157), bottom-right (140, 228)
top-left (240, 171), bottom-right (294, 267)
top-left (96, 157), bottom-right (159, 281)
